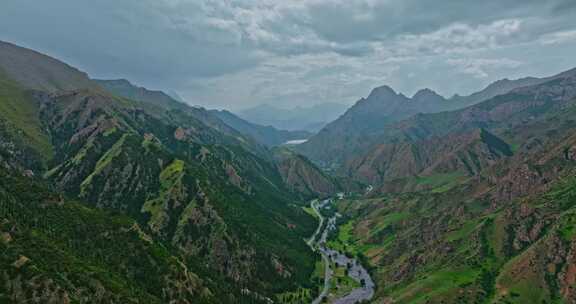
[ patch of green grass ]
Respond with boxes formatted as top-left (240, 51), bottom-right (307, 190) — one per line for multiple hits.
top-left (159, 159), bottom-right (185, 187)
top-left (312, 258), bottom-right (325, 280)
top-left (302, 206), bottom-right (319, 220)
top-left (326, 262), bottom-right (361, 301)
top-left (176, 200), bottom-right (197, 227)
top-left (559, 216), bottom-right (576, 241)
top-left (497, 266), bottom-right (550, 304)
top-left (80, 134), bottom-right (128, 195)
top-left (142, 159), bottom-right (186, 232)
top-left (328, 211), bottom-right (408, 261)
top-left (0, 72), bottom-right (52, 159)
top-left (103, 126), bottom-right (117, 137)
top-left (509, 142), bottom-right (521, 153)
top-left (446, 219), bottom-right (481, 242)
top-left (71, 137), bottom-right (96, 165)
top-left (337, 221), bottom-right (355, 244)
top-left (415, 172), bottom-right (464, 193)
top-left (327, 220), bottom-right (361, 256)
top-left (392, 268), bottom-right (480, 303)
top-left (276, 258), bottom-right (323, 303)
top-left (276, 287), bottom-right (314, 304)
top-left (432, 182), bottom-right (457, 193)
top-left (369, 212), bottom-right (409, 238)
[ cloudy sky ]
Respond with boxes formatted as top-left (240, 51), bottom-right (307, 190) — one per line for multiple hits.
top-left (1, 0), bottom-right (576, 110)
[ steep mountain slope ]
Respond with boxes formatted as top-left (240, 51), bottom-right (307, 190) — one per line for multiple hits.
top-left (95, 78), bottom-right (270, 157)
top-left (296, 71), bottom-right (561, 169)
top-left (342, 67), bottom-right (576, 191)
top-left (335, 172), bottom-right (576, 303)
top-left (211, 109), bottom-right (312, 146)
top-left (96, 79), bottom-right (185, 110)
top-left (0, 41), bottom-right (320, 302)
top-left (325, 67), bottom-right (576, 303)
top-left (0, 41), bottom-right (98, 92)
top-left (296, 86), bottom-right (446, 168)
top-left (272, 147), bottom-right (339, 199)
top-left (0, 167), bottom-right (219, 304)
top-left (0, 73), bottom-right (52, 168)
top-left (345, 128), bottom-right (513, 190)
top-left (450, 76), bottom-right (545, 108)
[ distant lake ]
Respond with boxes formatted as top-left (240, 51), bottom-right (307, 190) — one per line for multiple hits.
top-left (283, 139), bottom-right (308, 145)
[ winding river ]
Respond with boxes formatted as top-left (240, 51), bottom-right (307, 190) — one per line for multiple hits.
top-left (308, 199), bottom-right (375, 304)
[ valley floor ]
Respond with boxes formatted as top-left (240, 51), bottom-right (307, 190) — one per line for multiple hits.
top-left (308, 199), bottom-right (375, 304)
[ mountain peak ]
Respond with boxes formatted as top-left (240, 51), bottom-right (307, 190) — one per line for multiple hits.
top-left (412, 88), bottom-right (443, 101)
top-left (368, 85), bottom-right (397, 99)
top-left (96, 78), bottom-right (134, 87)
top-left (0, 40), bottom-right (97, 92)
top-left (553, 66), bottom-right (576, 79)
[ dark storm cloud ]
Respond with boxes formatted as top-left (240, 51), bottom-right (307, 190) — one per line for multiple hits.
top-left (0, 0), bottom-right (575, 109)
top-left (300, 0), bottom-right (557, 43)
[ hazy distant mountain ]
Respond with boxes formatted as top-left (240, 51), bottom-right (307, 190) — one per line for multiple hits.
top-left (343, 67), bottom-right (576, 188)
top-left (296, 74), bottom-right (553, 168)
top-left (295, 86), bottom-right (451, 167)
top-left (97, 79), bottom-right (311, 147)
top-left (210, 109), bottom-right (313, 146)
top-left (237, 102), bottom-right (349, 132)
top-left (450, 76), bottom-right (545, 107)
top-left (168, 90), bottom-right (186, 103)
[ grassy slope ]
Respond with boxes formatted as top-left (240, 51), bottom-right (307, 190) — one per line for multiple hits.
top-left (333, 173), bottom-right (576, 303)
top-left (37, 92), bottom-right (317, 297)
top-left (0, 78), bottom-right (317, 300)
top-left (0, 72), bottom-right (52, 159)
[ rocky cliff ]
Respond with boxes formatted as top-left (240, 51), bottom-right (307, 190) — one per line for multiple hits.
top-left (273, 147), bottom-right (339, 199)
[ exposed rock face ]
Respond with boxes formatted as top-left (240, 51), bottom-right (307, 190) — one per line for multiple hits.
top-left (344, 128), bottom-right (512, 190)
top-left (493, 201), bottom-right (576, 303)
top-left (273, 148), bottom-right (339, 199)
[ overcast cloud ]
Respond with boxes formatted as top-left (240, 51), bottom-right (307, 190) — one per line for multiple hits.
top-left (1, 0), bottom-right (575, 109)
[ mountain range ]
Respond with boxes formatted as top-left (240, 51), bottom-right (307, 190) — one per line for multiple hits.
top-left (296, 71), bottom-right (557, 169)
top-left (310, 66), bottom-right (576, 303)
top-left (0, 40), bottom-right (336, 303)
top-left (341, 68), bottom-right (576, 189)
top-left (97, 78), bottom-right (313, 148)
top-left (3, 37), bottom-right (576, 304)
top-left (237, 102), bottom-right (349, 132)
